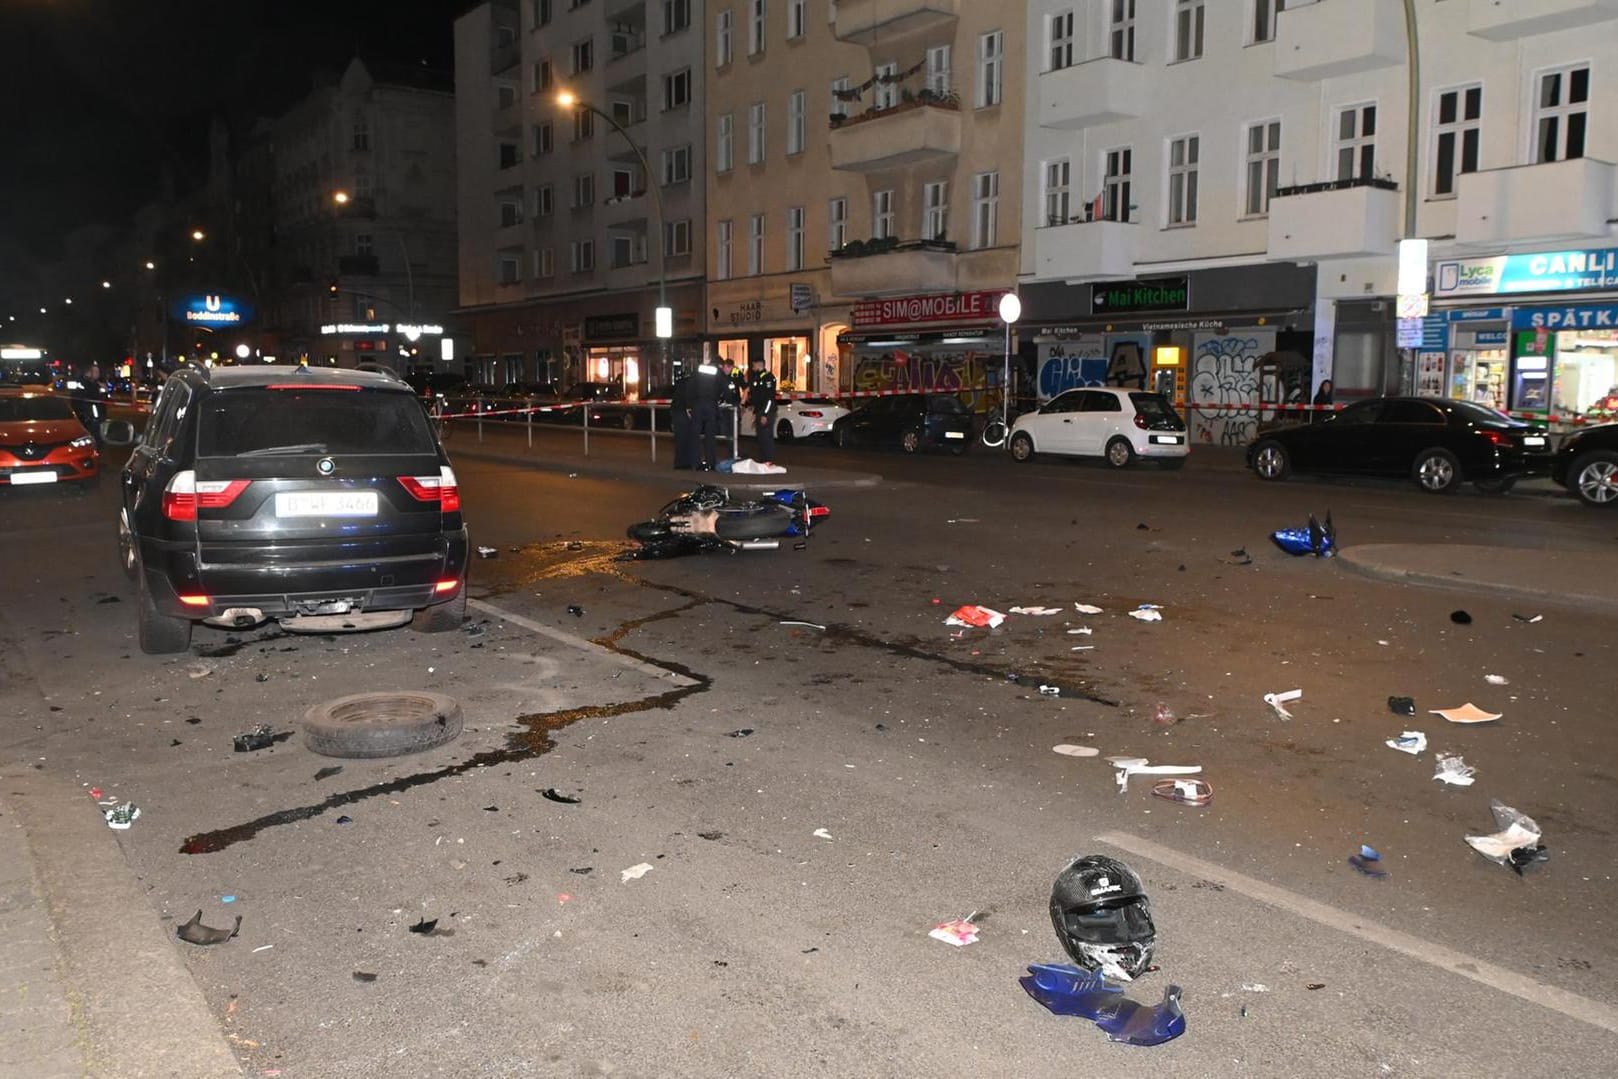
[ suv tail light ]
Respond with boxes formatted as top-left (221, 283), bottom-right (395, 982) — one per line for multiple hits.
top-left (162, 473), bottom-right (252, 521)
top-left (1481, 430), bottom-right (1513, 448)
top-left (398, 466), bottom-right (460, 513)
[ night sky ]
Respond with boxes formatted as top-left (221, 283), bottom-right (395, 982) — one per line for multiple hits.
top-left (0, 0), bottom-right (465, 261)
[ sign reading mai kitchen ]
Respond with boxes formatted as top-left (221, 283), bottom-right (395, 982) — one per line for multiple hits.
top-left (851, 290), bottom-right (1007, 328)
top-left (1434, 247), bottom-right (1618, 297)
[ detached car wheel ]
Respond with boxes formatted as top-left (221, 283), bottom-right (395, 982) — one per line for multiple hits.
top-left (411, 587), bottom-right (467, 633)
top-left (136, 566), bottom-right (192, 655)
top-left (1252, 441), bottom-right (1290, 481)
top-left (1412, 448), bottom-right (1462, 494)
top-left (1571, 451), bottom-right (1618, 507)
top-left (303, 691), bottom-right (464, 759)
top-left (1009, 433), bottom-right (1035, 462)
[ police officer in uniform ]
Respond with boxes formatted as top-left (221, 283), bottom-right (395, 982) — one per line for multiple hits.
top-left (745, 356), bottom-right (778, 464)
top-left (690, 360), bottom-right (724, 469)
top-left (670, 368), bottom-right (696, 469)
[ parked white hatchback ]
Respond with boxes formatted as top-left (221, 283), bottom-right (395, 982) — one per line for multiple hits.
top-left (772, 396), bottom-right (851, 441)
top-left (1008, 388), bottom-right (1189, 469)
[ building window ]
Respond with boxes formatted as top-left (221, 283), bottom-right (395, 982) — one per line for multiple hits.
top-left (1432, 85), bottom-right (1482, 198)
top-left (1533, 64), bottom-right (1589, 163)
top-left (536, 183), bottom-right (554, 216)
top-left (748, 0), bottom-right (764, 56)
top-left (717, 219), bottom-right (733, 279)
top-left (573, 107), bottom-right (594, 141)
top-left (872, 189), bottom-right (894, 239)
top-left (748, 213), bottom-right (765, 275)
top-left (788, 0), bottom-right (806, 39)
top-left (1334, 103), bottom-right (1376, 182)
top-left (497, 82), bottom-right (518, 109)
top-left (499, 255), bottom-right (521, 284)
top-left (926, 45), bottom-right (951, 96)
top-left (610, 233), bottom-right (645, 268)
top-left (1252, 0), bottom-right (1285, 45)
top-left (1044, 159), bottom-right (1070, 226)
top-left (1103, 147), bottom-right (1132, 222)
top-left (1244, 119), bottom-right (1281, 216)
top-left (1174, 1), bottom-right (1204, 62)
top-left (662, 144), bottom-right (692, 185)
top-left (971, 171), bottom-right (999, 248)
top-left (828, 196), bottom-right (848, 250)
top-left (539, 247), bottom-right (554, 277)
top-left (977, 31), bottom-right (1003, 108)
top-left (787, 90), bottom-right (806, 154)
top-left (499, 200), bottom-right (522, 228)
top-left (1167, 134), bottom-right (1199, 225)
top-left (534, 0), bottom-right (551, 27)
top-left (499, 142), bottom-right (521, 169)
top-left (717, 113), bottom-right (734, 172)
top-left (573, 172), bottom-right (595, 208)
top-left (572, 38), bottom-right (593, 73)
top-left (873, 61), bottom-right (899, 110)
top-left (533, 60), bottom-right (553, 93)
top-left (663, 68), bottom-right (692, 110)
top-left (665, 218), bottom-right (691, 256)
top-left (533, 123), bottom-right (553, 155)
top-left (716, 8), bottom-right (733, 66)
top-left (748, 102), bottom-right (766, 163)
top-left (1049, 10), bottom-right (1074, 72)
top-left (355, 233), bottom-right (374, 256)
top-left (570, 239), bottom-right (594, 273)
top-left (922, 182), bottom-right (948, 242)
top-left (611, 165), bottom-right (636, 199)
top-left (352, 114), bottom-right (370, 151)
top-left (1110, 0), bottom-right (1136, 61)
top-left (786, 206), bottom-right (805, 270)
top-left (664, 0), bottom-right (690, 34)
top-left (610, 97), bottom-right (636, 127)
top-left (831, 76), bottom-right (851, 119)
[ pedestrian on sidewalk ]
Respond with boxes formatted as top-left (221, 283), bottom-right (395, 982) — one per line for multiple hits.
top-left (745, 355), bottom-right (777, 464)
top-left (1311, 378), bottom-right (1334, 423)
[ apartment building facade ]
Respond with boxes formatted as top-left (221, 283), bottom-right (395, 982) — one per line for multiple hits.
top-left (455, 0), bottom-right (708, 391)
top-left (707, 0), bottom-right (1025, 397)
top-left (1020, 0), bottom-right (1618, 443)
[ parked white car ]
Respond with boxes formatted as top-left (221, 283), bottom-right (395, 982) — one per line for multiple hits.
top-left (1008, 388), bottom-right (1189, 468)
top-left (771, 396), bottom-right (851, 441)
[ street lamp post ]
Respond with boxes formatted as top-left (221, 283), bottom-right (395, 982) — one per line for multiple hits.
top-left (997, 292), bottom-right (1022, 434)
top-left (556, 90), bottom-right (673, 386)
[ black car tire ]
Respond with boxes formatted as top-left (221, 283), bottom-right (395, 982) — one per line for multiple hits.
top-left (776, 418), bottom-right (794, 442)
top-left (1474, 476), bottom-right (1517, 495)
top-left (619, 412), bottom-right (637, 431)
top-left (1010, 432), bottom-right (1035, 462)
top-left (1252, 440), bottom-right (1291, 481)
top-left (900, 429), bottom-right (922, 454)
top-left (1104, 437), bottom-right (1135, 469)
top-left (1570, 451), bottom-right (1618, 507)
top-left (117, 508), bottom-right (138, 580)
top-left (303, 691), bottom-right (464, 759)
top-left (136, 565), bottom-right (193, 655)
top-left (1412, 448), bottom-right (1462, 493)
top-left (411, 588), bottom-right (467, 633)
top-left (835, 425), bottom-right (853, 449)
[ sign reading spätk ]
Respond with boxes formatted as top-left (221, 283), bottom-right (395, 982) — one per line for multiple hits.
top-left (851, 290), bottom-right (1007, 328)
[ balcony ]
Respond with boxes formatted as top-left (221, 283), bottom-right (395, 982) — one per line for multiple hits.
top-left (1038, 58), bottom-right (1145, 130)
top-left (337, 254), bottom-right (380, 277)
top-left (829, 98), bottom-right (960, 172)
top-left (1468, 0), bottom-right (1618, 39)
top-left (833, 0), bottom-right (958, 46)
top-left (490, 39), bottom-right (520, 75)
top-left (1032, 220), bottom-right (1137, 283)
top-left (828, 238), bottom-right (957, 298)
top-left (1455, 158), bottom-right (1617, 246)
top-left (1267, 178), bottom-right (1400, 261)
top-left (1274, 0), bottom-right (1405, 80)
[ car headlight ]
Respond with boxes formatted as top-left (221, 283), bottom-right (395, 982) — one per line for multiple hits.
top-left (70, 435), bottom-right (95, 449)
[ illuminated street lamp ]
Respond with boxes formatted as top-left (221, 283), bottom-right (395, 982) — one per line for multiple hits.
top-left (333, 191), bottom-right (351, 206)
top-left (191, 229), bottom-right (206, 242)
top-left (144, 260), bottom-right (155, 270)
top-left (102, 280), bottom-right (111, 289)
top-left (997, 292), bottom-right (1022, 434)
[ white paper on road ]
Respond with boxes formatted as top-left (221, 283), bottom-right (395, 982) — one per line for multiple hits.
top-left (1263, 688), bottom-right (1303, 719)
top-left (1484, 674), bottom-right (1510, 686)
top-left (1067, 627), bottom-right (1093, 635)
top-left (1074, 603), bottom-right (1104, 614)
top-left (1053, 744), bottom-right (1099, 757)
top-left (1466, 803), bottom-right (1542, 862)
top-left (1434, 754), bottom-right (1477, 786)
top-left (620, 863), bottom-right (654, 883)
top-left (1010, 606), bottom-right (1063, 616)
top-left (1386, 731), bottom-right (1427, 755)
top-left (1128, 605), bottom-right (1163, 622)
top-left (1431, 703), bottom-right (1502, 724)
top-left (812, 828), bottom-right (833, 840)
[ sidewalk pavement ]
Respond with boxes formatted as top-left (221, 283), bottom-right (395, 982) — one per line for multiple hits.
top-left (1338, 543), bottom-right (1618, 616)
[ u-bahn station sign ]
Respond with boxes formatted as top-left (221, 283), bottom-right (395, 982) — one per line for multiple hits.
top-left (175, 294), bottom-right (254, 325)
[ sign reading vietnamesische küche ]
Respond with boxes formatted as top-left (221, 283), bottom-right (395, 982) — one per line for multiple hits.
top-left (1434, 247), bottom-right (1618, 298)
top-left (1091, 276), bottom-right (1190, 314)
top-left (851, 290), bottom-right (1007, 328)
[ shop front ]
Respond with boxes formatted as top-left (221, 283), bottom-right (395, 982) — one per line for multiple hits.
top-left (705, 277), bottom-right (847, 394)
top-left (836, 289), bottom-right (1014, 415)
top-left (1021, 264), bottom-right (1315, 447)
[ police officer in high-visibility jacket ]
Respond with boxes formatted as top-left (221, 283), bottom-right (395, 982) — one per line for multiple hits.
top-left (745, 356), bottom-right (777, 464)
top-left (690, 360), bottom-right (724, 470)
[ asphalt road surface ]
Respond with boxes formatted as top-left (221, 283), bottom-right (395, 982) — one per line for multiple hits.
top-left (2, 436), bottom-right (1615, 1077)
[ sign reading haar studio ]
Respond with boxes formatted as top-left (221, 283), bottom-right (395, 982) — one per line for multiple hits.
top-left (1434, 247), bottom-right (1618, 298)
top-left (851, 289), bottom-right (1007, 328)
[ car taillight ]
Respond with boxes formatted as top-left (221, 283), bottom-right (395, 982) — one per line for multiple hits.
top-left (434, 578), bottom-right (461, 594)
top-left (1133, 413), bottom-right (1149, 429)
top-left (1482, 430), bottom-right (1513, 448)
top-left (800, 410), bottom-right (823, 418)
top-left (399, 466), bottom-right (460, 512)
top-left (162, 471), bottom-right (197, 520)
top-left (177, 593), bottom-right (211, 607)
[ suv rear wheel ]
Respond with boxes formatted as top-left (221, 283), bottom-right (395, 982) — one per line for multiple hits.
top-left (412, 588), bottom-right (467, 632)
top-left (136, 563), bottom-right (192, 655)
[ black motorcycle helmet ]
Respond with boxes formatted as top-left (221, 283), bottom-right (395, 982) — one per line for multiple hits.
top-left (1049, 854), bottom-right (1156, 981)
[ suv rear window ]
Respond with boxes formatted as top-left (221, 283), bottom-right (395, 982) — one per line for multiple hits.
top-left (198, 387), bottom-right (439, 457)
top-left (1128, 393), bottom-right (1180, 425)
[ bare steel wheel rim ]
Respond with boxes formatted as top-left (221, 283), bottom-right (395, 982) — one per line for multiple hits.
top-left (1579, 460), bottom-right (1618, 504)
top-left (1418, 455), bottom-right (1454, 490)
top-left (1256, 446), bottom-right (1283, 478)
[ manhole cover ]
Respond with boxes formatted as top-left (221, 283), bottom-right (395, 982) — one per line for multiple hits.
top-left (302, 691), bottom-right (464, 759)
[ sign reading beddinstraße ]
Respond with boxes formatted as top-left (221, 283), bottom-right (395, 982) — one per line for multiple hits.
top-left (851, 290), bottom-right (1007, 328)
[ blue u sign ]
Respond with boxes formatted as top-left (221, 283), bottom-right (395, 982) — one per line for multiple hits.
top-left (173, 293), bottom-right (254, 326)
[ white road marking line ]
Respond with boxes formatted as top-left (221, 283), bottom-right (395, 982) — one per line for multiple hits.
top-left (469, 597), bottom-right (698, 687)
top-left (1096, 830), bottom-right (1618, 1037)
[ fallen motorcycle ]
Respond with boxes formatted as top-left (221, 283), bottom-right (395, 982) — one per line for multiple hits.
top-left (623, 484), bottom-right (828, 558)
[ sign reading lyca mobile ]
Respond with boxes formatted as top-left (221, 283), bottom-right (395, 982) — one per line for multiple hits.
top-left (851, 290), bottom-right (1007, 328)
top-left (174, 293), bottom-right (253, 325)
top-left (1434, 247), bottom-right (1618, 297)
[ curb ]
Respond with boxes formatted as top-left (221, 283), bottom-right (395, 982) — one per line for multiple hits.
top-left (446, 438), bottom-right (886, 491)
top-left (1336, 545), bottom-right (1618, 616)
top-left (0, 769), bottom-right (243, 1078)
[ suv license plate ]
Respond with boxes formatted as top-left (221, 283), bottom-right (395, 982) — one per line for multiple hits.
top-left (275, 491), bottom-right (379, 518)
top-left (1523, 436), bottom-right (1546, 447)
top-left (10, 471), bottom-right (57, 485)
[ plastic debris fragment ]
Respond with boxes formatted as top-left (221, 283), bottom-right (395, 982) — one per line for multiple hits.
top-left (1270, 513), bottom-right (1335, 557)
top-left (1263, 688), bottom-right (1302, 719)
top-left (1385, 731), bottom-right (1427, 755)
top-left (1038, 685), bottom-right (1061, 697)
top-left (1466, 801), bottom-right (1547, 874)
top-left (621, 863), bottom-right (654, 883)
top-left (540, 788), bottom-right (581, 804)
top-left (1430, 703), bottom-right (1501, 725)
top-left (1512, 613), bottom-right (1543, 624)
top-left (177, 909), bottom-right (242, 945)
top-left (1484, 674), bottom-right (1509, 686)
top-left (1053, 744), bottom-right (1099, 757)
top-left (945, 605), bottom-right (1005, 629)
top-left (104, 803), bottom-right (140, 830)
top-left (1074, 603), bottom-right (1104, 615)
top-left (1387, 696), bottom-right (1416, 717)
top-left (233, 725), bottom-right (277, 752)
top-left (1152, 703), bottom-right (1178, 727)
top-left (929, 918), bottom-right (980, 947)
top-left (1128, 605), bottom-right (1163, 622)
top-left (476, 546), bottom-right (498, 559)
top-left (1010, 606), bottom-right (1063, 616)
top-left (1433, 754), bottom-right (1477, 786)
top-left (1151, 778), bottom-right (1211, 806)
top-left (1110, 757), bottom-right (1202, 793)
top-left (1348, 844), bottom-right (1388, 878)
top-left (1020, 965), bottom-right (1186, 1046)
top-left (812, 828), bottom-right (833, 840)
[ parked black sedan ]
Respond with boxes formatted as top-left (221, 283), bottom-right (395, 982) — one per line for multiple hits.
top-left (1550, 422), bottom-right (1618, 507)
top-left (1246, 396), bottom-right (1548, 494)
top-left (831, 393), bottom-right (972, 454)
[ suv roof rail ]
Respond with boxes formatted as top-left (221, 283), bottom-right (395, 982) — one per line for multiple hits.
top-left (351, 361), bottom-right (407, 384)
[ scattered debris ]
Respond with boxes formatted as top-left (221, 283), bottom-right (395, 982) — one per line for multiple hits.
top-left (314, 766), bottom-right (344, 781)
top-left (1240, 983), bottom-right (1270, 993)
top-left (540, 788), bottom-right (581, 805)
top-left (945, 604), bottom-right (1005, 629)
top-left (779, 620), bottom-right (826, 630)
top-left (504, 873), bottom-right (529, 885)
top-left (1433, 754), bottom-right (1477, 787)
top-left (1263, 688), bottom-right (1302, 720)
top-left (1306, 983), bottom-right (1326, 991)
top-left (1430, 703), bottom-right (1501, 725)
top-left (1050, 856), bottom-right (1156, 982)
top-left (188, 665), bottom-right (214, 680)
top-left (1271, 513), bottom-right (1335, 557)
top-left (1128, 605), bottom-right (1164, 623)
top-left (621, 863), bottom-right (655, 883)
top-left (233, 725), bottom-right (289, 753)
top-left (96, 595), bottom-right (121, 605)
top-left (407, 917), bottom-right (441, 935)
top-left (563, 541), bottom-right (584, 551)
top-left (1385, 731), bottom-right (1427, 755)
top-left (177, 909), bottom-right (242, 945)
top-left (1512, 613), bottom-right (1543, 624)
top-left (1152, 703), bottom-right (1178, 727)
top-left (476, 546), bottom-right (499, 559)
top-left (812, 828), bottom-right (833, 840)
top-left (697, 832), bottom-right (724, 841)
top-left (1227, 547), bottom-right (1253, 566)
top-left (352, 971), bottom-right (378, 983)
top-left (1348, 845), bottom-right (1388, 878)
top-left (1151, 778), bottom-right (1212, 806)
top-left (929, 918), bottom-right (980, 947)
top-left (1019, 965), bottom-right (1186, 1047)
top-left (335, 815), bottom-right (353, 825)
top-left (727, 728), bottom-right (755, 738)
top-left (1387, 696), bottom-right (1416, 717)
top-left (1074, 603), bottom-right (1104, 615)
top-left (1110, 757), bottom-right (1202, 794)
top-left (1010, 606), bottom-right (1063, 616)
top-left (1053, 744), bottom-right (1099, 758)
top-left (104, 803), bottom-right (140, 830)
top-left (566, 604), bottom-right (585, 617)
top-left (1450, 610), bottom-right (1473, 625)
top-left (1066, 627), bottom-right (1093, 636)
top-left (254, 673), bottom-right (270, 683)
top-left (1038, 685), bottom-right (1061, 697)
top-left (1466, 801), bottom-right (1548, 874)
top-left (481, 805), bottom-right (500, 813)
top-left (1484, 674), bottom-right (1510, 686)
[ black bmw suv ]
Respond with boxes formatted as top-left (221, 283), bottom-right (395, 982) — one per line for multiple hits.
top-left (114, 365), bottom-right (469, 654)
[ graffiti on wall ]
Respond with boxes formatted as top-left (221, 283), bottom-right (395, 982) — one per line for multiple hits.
top-left (1189, 331), bottom-right (1274, 445)
top-left (1036, 333), bottom-right (1153, 401)
top-left (852, 348), bottom-right (996, 412)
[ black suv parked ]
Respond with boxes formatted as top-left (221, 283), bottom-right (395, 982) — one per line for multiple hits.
top-left (112, 365), bottom-right (469, 654)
